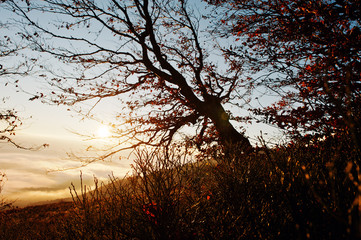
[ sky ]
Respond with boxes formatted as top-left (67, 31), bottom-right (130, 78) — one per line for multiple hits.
top-left (0, 82), bottom-right (134, 206)
top-left (0, 0), bottom-right (283, 207)
top-left (0, 1), bottom-right (137, 206)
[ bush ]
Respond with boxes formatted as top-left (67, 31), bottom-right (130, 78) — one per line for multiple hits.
top-left (65, 134), bottom-right (360, 239)
top-left (65, 146), bottom-right (207, 240)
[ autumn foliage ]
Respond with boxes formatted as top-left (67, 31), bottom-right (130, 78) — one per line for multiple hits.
top-left (209, 0), bottom-right (360, 140)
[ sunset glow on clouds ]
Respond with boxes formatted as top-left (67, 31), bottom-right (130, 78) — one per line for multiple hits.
top-left (0, 137), bottom-right (132, 206)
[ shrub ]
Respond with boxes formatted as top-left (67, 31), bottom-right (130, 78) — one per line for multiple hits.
top-left (65, 146), bottom-right (206, 240)
top-left (63, 134), bottom-right (361, 239)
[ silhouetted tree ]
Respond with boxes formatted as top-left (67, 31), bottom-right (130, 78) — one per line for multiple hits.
top-left (6, 0), bottom-right (253, 155)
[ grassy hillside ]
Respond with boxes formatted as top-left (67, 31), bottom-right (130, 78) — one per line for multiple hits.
top-left (0, 134), bottom-right (360, 239)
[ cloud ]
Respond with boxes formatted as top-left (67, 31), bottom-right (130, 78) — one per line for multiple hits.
top-left (18, 186), bottom-right (69, 193)
top-left (0, 136), bottom-right (133, 207)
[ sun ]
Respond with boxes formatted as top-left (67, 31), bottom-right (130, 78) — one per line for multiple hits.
top-left (97, 125), bottom-right (111, 138)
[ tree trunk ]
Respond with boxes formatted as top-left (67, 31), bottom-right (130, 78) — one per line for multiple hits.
top-left (201, 95), bottom-right (253, 153)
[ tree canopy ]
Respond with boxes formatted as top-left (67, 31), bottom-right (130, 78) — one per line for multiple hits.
top-left (208, 0), bottom-right (361, 143)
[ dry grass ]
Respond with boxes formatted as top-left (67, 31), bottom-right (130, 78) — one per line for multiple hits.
top-left (0, 134), bottom-right (360, 239)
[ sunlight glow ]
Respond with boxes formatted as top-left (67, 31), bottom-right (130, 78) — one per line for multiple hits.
top-left (97, 125), bottom-right (111, 138)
